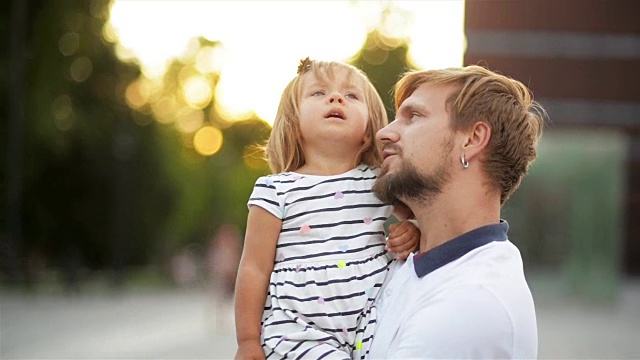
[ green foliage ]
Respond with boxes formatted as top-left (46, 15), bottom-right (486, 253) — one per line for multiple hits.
top-left (137, 37), bottom-right (271, 256)
top-left (349, 30), bottom-right (418, 122)
top-left (3, 1), bottom-right (413, 288)
top-left (153, 118), bottom-right (270, 253)
top-left (13, 0), bottom-right (173, 275)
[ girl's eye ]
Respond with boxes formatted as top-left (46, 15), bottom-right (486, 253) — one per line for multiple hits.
top-left (311, 90), bottom-right (325, 96)
top-left (346, 93), bottom-right (359, 100)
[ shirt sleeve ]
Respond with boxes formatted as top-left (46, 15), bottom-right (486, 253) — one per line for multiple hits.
top-left (389, 285), bottom-right (515, 359)
top-left (247, 175), bottom-right (283, 219)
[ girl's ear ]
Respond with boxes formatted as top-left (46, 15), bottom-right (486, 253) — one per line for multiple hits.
top-left (462, 121), bottom-right (491, 161)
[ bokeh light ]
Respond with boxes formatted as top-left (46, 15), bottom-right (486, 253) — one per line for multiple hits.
top-left (58, 32), bottom-right (79, 57)
top-left (70, 56), bottom-right (93, 83)
top-left (193, 126), bottom-right (223, 156)
top-left (175, 108), bottom-right (204, 134)
top-left (151, 96), bottom-right (179, 124)
top-left (51, 94), bottom-right (74, 131)
top-left (182, 76), bottom-right (212, 110)
top-left (125, 80), bottom-right (147, 109)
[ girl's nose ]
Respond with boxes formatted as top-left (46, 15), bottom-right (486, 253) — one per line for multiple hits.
top-left (328, 92), bottom-right (344, 104)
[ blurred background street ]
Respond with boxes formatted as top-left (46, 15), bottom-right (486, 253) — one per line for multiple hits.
top-left (1, 287), bottom-right (236, 359)
top-left (2, 276), bottom-right (640, 359)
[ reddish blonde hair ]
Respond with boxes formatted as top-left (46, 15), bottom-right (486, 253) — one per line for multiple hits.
top-left (394, 65), bottom-right (546, 204)
top-left (265, 59), bottom-right (388, 173)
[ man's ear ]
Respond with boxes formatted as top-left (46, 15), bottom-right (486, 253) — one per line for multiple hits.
top-left (462, 121), bottom-right (491, 161)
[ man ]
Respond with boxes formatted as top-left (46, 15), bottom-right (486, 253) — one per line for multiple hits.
top-left (368, 66), bottom-right (545, 359)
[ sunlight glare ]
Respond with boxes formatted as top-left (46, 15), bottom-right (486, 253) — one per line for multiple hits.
top-left (195, 46), bottom-right (223, 74)
top-left (182, 76), bottom-right (213, 110)
top-left (108, 0), bottom-right (465, 126)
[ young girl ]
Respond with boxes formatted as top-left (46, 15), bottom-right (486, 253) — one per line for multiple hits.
top-left (234, 58), bottom-right (419, 360)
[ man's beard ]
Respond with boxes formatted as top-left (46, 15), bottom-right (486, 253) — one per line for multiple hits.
top-left (373, 139), bottom-right (453, 206)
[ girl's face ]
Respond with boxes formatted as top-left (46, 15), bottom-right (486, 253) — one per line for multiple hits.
top-left (297, 69), bottom-right (370, 153)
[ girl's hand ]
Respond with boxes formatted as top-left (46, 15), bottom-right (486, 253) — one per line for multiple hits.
top-left (386, 220), bottom-right (420, 260)
top-left (235, 340), bottom-right (266, 360)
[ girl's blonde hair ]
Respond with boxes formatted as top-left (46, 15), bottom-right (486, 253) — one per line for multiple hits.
top-left (394, 65), bottom-right (546, 205)
top-left (265, 58), bottom-right (388, 173)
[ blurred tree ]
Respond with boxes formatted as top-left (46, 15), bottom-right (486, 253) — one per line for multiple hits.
top-left (2, 0), bottom-right (419, 291)
top-left (4, 0), bottom-right (29, 285)
top-left (3, 0), bottom-right (174, 289)
top-left (127, 37), bottom-right (270, 263)
top-left (349, 20), bottom-right (418, 122)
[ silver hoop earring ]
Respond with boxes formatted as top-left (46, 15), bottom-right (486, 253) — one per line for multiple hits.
top-left (461, 154), bottom-right (469, 169)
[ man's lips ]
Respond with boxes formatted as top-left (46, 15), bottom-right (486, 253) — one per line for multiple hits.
top-left (381, 146), bottom-right (400, 161)
top-left (382, 152), bottom-right (396, 161)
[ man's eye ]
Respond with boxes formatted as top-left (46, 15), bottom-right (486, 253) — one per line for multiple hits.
top-left (406, 112), bottom-right (421, 123)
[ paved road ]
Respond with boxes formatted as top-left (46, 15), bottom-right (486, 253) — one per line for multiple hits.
top-left (1, 289), bottom-right (237, 359)
top-left (2, 281), bottom-right (640, 359)
top-left (534, 280), bottom-right (640, 359)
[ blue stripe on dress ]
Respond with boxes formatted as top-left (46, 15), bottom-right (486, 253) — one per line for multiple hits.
top-left (277, 175), bottom-right (377, 195)
top-left (285, 189), bottom-right (373, 204)
top-left (272, 253), bottom-right (389, 273)
top-left (270, 264), bottom-right (388, 288)
top-left (276, 243), bottom-right (385, 263)
top-left (283, 203), bottom-right (387, 221)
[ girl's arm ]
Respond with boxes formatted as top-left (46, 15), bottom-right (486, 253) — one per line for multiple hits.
top-left (234, 206), bottom-right (281, 360)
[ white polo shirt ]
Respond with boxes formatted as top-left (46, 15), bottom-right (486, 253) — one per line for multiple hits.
top-left (368, 221), bottom-right (537, 359)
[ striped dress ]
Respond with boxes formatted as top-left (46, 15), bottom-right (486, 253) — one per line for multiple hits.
top-left (247, 164), bottom-right (394, 360)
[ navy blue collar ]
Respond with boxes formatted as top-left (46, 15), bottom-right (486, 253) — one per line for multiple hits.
top-left (413, 220), bottom-right (509, 278)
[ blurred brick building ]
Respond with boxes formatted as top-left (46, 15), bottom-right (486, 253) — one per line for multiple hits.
top-left (464, 0), bottom-right (640, 276)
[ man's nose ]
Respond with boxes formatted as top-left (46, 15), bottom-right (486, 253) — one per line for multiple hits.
top-left (376, 121), bottom-right (400, 144)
